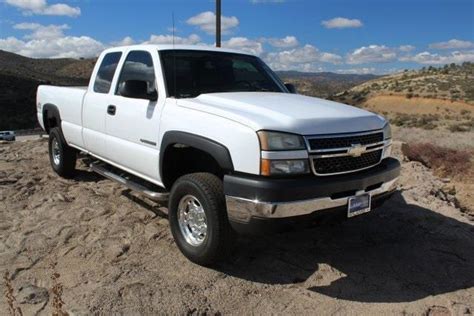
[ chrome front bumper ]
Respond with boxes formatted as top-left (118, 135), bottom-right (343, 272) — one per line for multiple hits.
top-left (226, 177), bottom-right (398, 224)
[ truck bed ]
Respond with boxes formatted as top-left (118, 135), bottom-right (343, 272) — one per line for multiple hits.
top-left (37, 85), bottom-right (88, 146)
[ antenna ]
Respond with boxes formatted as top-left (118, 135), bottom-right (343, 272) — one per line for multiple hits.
top-left (216, 0), bottom-right (221, 47)
top-left (172, 12), bottom-right (175, 48)
top-left (172, 12), bottom-right (177, 98)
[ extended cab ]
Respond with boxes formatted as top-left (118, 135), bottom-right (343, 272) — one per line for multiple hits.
top-left (37, 45), bottom-right (400, 265)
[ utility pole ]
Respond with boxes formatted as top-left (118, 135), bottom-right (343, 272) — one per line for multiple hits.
top-left (216, 0), bottom-right (221, 47)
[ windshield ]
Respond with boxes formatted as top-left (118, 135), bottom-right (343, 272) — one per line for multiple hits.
top-left (160, 50), bottom-right (286, 98)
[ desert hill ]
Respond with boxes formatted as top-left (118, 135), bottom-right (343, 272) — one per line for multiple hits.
top-left (332, 62), bottom-right (474, 105)
top-left (0, 50), bottom-right (95, 131)
top-left (276, 70), bottom-right (379, 98)
top-left (0, 49), bottom-right (94, 84)
top-left (331, 62), bottom-right (474, 132)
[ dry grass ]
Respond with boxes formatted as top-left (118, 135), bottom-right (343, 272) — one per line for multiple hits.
top-left (3, 272), bottom-right (23, 316)
top-left (391, 113), bottom-right (439, 130)
top-left (363, 95), bottom-right (474, 116)
top-left (448, 120), bottom-right (474, 132)
top-left (403, 143), bottom-right (472, 179)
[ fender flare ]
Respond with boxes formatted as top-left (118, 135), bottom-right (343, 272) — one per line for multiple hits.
top-left (42, 103), bottom-right (61, 134)
top-left (159, 131), bottom-right (234, 180)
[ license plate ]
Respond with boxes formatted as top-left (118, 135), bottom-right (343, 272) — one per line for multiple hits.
top-left (348, 194), bottom-right (371, 218)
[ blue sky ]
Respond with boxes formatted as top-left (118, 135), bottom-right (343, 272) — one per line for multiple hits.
top-left (0, 0), bottom-right (473, 74)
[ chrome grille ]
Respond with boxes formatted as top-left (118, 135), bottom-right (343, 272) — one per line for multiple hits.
top-left (312, 150), bottom-right (383, 175)
top-left (307, 132), bottom-right (383, 151)
top-left (305, 130), bottom-right (386, 176)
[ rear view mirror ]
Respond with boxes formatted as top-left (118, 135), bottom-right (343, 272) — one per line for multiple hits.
top-left (119, 80), bottom-right (157, 101)
top-left (285, 83), bottom-right (297, 94)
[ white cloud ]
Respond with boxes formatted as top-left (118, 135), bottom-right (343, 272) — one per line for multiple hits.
top-left (186, 11), bottom-right (239, 35)
top-left (1, 22), bottom-right (103, 58)
top-left (267, 36), bottom-right (299, 48)
top-left (167, 26), bottom-right (178, 33)
top-left (5, 0), bottom-right (45, 11)
top-left (265, 44), bottom-right (342, 71)
top-left (399, 51), bottom-right (474, 64)
top-left (347, 45), bottom-right (397, 64)
top-left (14, 22), bottom-right (69, 40)
top-left (319, 52), bottom-right (343, 64)
top-left (113, 36), bottom-right (136, 46)
top-left (222, 37), bottom-right (263, 55)
top-left (5, 0), bottom-right (80, 17)
top-left (321, 17), bottom-right (363, 29)
top-left (144, 34), bottom-right (201, 45)
top-left (399, 45), bottom-right (415, 52)
top-left (335, 67), bottom-right (377, 74)
top-left (0, 22), bottom-right (206, 59)
top-left (0, 36), bottom-right (104, 58)
top-left (429, 39), bottom-right (474, 50)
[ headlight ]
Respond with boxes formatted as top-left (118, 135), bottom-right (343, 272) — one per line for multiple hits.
top-left (383, 122), bottom-right (392, 140)
top-left (257, 131), bottom-right (309, 176)
top-left (257, 131), bottom-right (306, 151)
top-left (261, 159), bottom-right (309, 176)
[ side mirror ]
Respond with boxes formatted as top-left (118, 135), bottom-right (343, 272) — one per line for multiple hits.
top-left (119, 80), bottom-right (158, 101)
top-left (285, 83), bottom-right (297, 94)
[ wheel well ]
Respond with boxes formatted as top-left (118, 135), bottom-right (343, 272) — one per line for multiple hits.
top-left (161, 144), bottom-right (224, 189)
top-left (42, 105), bottom-right (60, 134)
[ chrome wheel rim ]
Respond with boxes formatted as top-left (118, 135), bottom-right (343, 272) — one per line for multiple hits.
top-left (177, 195), bottom-right (208, 246)
top-left (52, 138), bottom-right (61, 165)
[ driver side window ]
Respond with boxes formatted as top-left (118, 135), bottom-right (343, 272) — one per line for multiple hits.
top-left (116, 51), bottom-right (157, 96)
top-left (233, 60), bottom-right (265, 82)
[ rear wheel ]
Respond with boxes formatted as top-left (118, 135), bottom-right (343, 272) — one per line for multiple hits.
top-left (48, 127), bottom-right (77, 178)
top-left (169, 173), bottom-right (235, 266)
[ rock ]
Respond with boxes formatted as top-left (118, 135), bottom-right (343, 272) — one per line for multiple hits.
top-left (18, 284), bottom-right (49, 304)
top-left (440, 177), bottom-right (451, 183)
top-left (426, 306), bottom-right (451, 316)
top-left (157, 218), bottom-right (168, 226)
top-left (52, 193), bottom-right (70, 202)
top-left (442, 184), bottom-right (456, 195)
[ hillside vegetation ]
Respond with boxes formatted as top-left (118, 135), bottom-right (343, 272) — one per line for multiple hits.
top-left (333, 62), bottom-right (474, 105)
top-left (277, 71), bottom-right (379, 99)
top-left (331, 62), bottom-right (474, 132)
top-left (0, 50), bottom-right (94, 131)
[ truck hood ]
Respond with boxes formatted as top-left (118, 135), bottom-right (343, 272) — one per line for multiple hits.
top-left (177, 92), bottom-right (386, 135)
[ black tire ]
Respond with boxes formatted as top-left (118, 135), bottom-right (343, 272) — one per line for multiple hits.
top-left (48, 127), bottom-right (77, 178)
top-left (169, 173), bottom-right (235, 266)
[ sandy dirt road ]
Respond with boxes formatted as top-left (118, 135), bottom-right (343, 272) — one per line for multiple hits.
top-left (0, 139), bottom-right (473, 315)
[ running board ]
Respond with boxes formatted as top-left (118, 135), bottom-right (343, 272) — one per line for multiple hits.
top-left (89, 162), bottom-right (169, 202)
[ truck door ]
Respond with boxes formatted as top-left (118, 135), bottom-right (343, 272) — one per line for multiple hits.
top-left (104, 50), bottom-right (163, 182)
top-left (82, 51), bottom-right (122, 158)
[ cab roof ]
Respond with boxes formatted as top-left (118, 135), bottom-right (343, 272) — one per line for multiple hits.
top-left (101, 44), bottom-right (254, 56)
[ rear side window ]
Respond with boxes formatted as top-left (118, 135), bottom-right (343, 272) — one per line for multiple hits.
top-left (93, 52), bottom-right (122, 93)
top-left (116, 51), bottom-right (156, 95)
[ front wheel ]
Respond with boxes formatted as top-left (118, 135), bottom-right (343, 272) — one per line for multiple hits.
top-left (48, 127), bottom-right (77, 178)
top-left (168, 173), bottom-right (235, 266)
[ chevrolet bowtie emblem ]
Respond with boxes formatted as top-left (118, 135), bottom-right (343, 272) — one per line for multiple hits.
top-left (347, 144), bottom-right (366, 157)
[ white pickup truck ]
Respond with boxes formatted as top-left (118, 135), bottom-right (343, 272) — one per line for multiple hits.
top-left (37, 44), bottom-right (400, 265)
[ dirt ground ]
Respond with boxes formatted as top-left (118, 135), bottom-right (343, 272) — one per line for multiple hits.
top-left (0, 138), bottom-right (473, 315)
